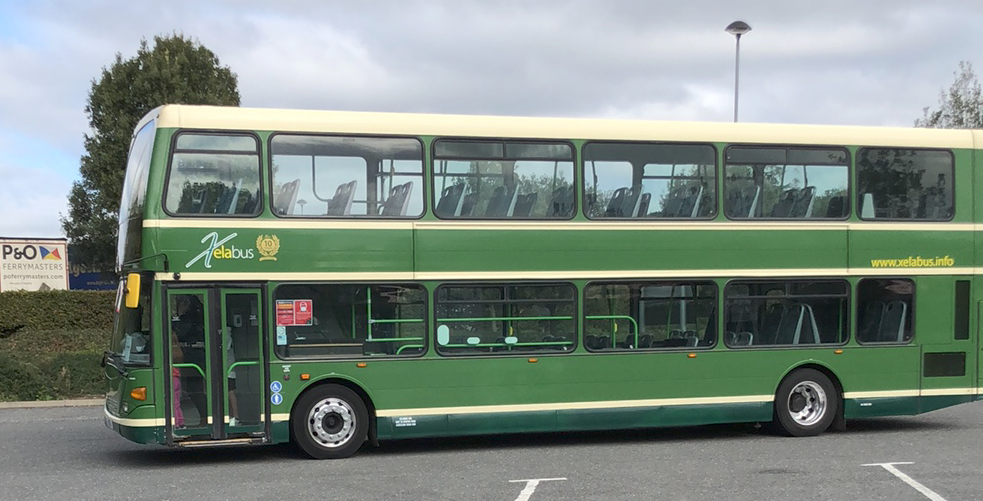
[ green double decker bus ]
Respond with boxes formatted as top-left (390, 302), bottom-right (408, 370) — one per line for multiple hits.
top-left (104, 105), bottom-right (983, 459)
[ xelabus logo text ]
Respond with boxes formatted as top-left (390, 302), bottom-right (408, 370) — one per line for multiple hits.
top-left (185, 232), bottom-right (255, 269)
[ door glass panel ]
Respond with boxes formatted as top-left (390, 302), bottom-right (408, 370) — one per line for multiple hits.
top-left (169, 292), bottom-right (210, 433)
top-left (223, 291), bottom-right (263, 431)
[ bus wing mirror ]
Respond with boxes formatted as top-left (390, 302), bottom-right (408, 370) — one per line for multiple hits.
top-left (124, 273), bottom-right (141, 309)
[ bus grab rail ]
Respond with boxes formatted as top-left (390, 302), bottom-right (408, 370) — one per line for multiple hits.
top-left (584, 315), bottom-right (639, 347)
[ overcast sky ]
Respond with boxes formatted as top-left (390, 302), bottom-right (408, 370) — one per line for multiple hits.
top-left (1, 0), bottom-right (982, 238)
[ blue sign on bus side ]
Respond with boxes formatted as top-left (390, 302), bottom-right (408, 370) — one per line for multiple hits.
top-left (271, 393), bottom-right (283, 405)
top-left (270, 381), bottom-right (282, 393)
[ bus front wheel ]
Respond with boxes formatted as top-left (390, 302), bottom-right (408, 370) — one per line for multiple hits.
top-left (773, 368), bottom-right (837, 437)
top-left (292, 384), bottom-right (368, 459)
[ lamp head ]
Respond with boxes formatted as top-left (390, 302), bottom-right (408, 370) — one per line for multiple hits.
top-left (725, 21), bottom-right (752, 37)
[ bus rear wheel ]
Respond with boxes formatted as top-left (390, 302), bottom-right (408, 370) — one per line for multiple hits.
top-left (292, 384), bottom-right (368, 459)
top-left (773, 368), bottom-right (837, 437)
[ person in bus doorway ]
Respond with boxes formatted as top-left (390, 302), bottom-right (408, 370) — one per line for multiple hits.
top-left (170, 331), bottom-right (185, 428)
top-left (172, 295), bottom-right (208, 427)
top-left (227, 334), bottom-right (240, 427)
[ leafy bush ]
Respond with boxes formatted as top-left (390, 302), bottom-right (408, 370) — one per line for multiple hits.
top-left (41, 352), bottom-right (107, 398)
top-left (0, 351), bottom-right (47, 401)
top-left (0, 289), bottom-right (113, 401)
top-left (0, 290), bottom-right (114, 332)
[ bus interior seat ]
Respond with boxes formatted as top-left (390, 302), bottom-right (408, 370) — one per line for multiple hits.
top-left (684, 331), bottom-right (699, 347)
top-left (638, 334), bottom-right (653, 348)
top-left (825, 195), bottom-right (845, 218)
top-left (435, 184), bottom-right (466, 218)
top-left (726, 185), bottom-right (760, 218)
top-left (220, 178), bottom-right (242, 214)
top-left (798, 304), bottom-right (820, 344)
top-left (459, 193), bottom-right (478, 217)
top-left (239, 191), bottom-right (258, 214)
top-left (381, 181), bottom-right (413, 216)
top-left (790, 186), bottom-right (816, 218)
top-left (273, 179), bottom-right (300, 215)
top-left (550, 186), bottom-right (574, 217)
top-left (326, 180), bottom-right (357, 216)
top-left (635, 193), bottom-right (651, 217)
top-left (757, 304), bottom-right (785, 345)
top-left (513, 192), bottom-right (538, 217)
top-left (880, 301), bottom-right (907, 342)
top-left (702, 307), bottom-right (717, 344)
top-left (188, 186), bottom-right (206, 212)
top-left (768, 303), bottom-right (821, 345)
top-left (485, 185), bottom-right (518, 217)
top-left (770, 188), bottom-right (798, 218)
top-left (585, 334), bottom-right (598, 350)
top-left (210, 185), bottom-right (231, 214)
top-left (725, 288), bottom-right (753, 335)
top-left (623, 186), bottom-right (643, 217)
top-left (678, 184), bottom-right (705, 217)
top-left (604, 187), bottom-right (629, 217)
top-left (662, 187), bottom-right (684, 217)
top-left (773, 304), bottom-right (804, 345)
top-left (857, 301), bottom-right (885, 342)
top-left (746, 186), bottom-right (760, 217)
top-left (727, 331), bottom-right (753, 346)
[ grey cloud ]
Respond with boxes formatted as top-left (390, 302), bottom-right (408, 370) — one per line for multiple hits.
top-left (2, 0), bottom-right (983, 236)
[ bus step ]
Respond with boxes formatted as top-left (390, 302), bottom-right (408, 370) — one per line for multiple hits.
top-left (175, 437), bottom-right (266, 448)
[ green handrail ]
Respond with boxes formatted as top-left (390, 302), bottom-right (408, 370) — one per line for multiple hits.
top-left (395, 344), bottom-right (425, 354)
top-left (173, 363), bottom-right (205, 378)
top-left (227, 360), bottom-right (258, 377)
top-left (585, 314), bottom-right (639, 347)
top-left (442, 341), bottom-right (573, 348)
top-left (437, 316), bottom-right (573, 322)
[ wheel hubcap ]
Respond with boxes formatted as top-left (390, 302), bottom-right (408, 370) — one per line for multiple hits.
top-left (787, 381), bottom-right (827, 426)
top-left (307, 397), bottom-right (356, 448)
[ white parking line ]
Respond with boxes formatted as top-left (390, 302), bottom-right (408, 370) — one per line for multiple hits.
top-left (508, 478), bottom-right (566, 501)
top-left (863, 462), bottom-right (947, 501)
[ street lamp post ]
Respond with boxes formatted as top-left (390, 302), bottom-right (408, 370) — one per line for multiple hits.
top-left (725, 20), bottom-right (751, 122)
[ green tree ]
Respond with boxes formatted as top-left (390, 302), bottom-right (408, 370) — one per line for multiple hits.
top-left (62, 34), bottom-right (240, 271)
top-left (916, 61), bottom-right (983, 129)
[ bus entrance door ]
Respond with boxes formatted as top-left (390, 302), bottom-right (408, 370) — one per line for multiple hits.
top-left (166, 288), bottom-right (267, 444)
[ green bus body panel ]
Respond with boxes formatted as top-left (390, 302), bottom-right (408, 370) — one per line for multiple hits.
top-left (158, 228), bottom-right (414, 275)
top-left (105, 419), bottom-right (162, 444)
top-left (416, 229), bottom-right (846, 274)
top-left (849, 230), bottom-right (972, 270)
top-left (157, 227), bottom-right (848, 276)
top-left (375, 403), bottom-right (771, 440)
top-left (104, 368), bottom-right (161, 444)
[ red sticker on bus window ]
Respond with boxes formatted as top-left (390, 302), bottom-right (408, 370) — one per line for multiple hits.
top-left (276, 299), bottom-right (313, 326)
top-left (293, 300), bottom-right (313, 325)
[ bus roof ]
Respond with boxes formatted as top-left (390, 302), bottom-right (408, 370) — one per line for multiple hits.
top-left (148, 104), bottom-right (977, 149)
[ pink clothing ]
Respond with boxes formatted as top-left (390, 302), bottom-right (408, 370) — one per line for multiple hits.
top-left (172, 369), bottom-right (184, 428)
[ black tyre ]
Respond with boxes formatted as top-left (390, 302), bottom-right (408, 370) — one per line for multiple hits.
top-left (292, 384), bottom-right (368, 459)
top-left (773, 368), bottom-right (838, 437)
